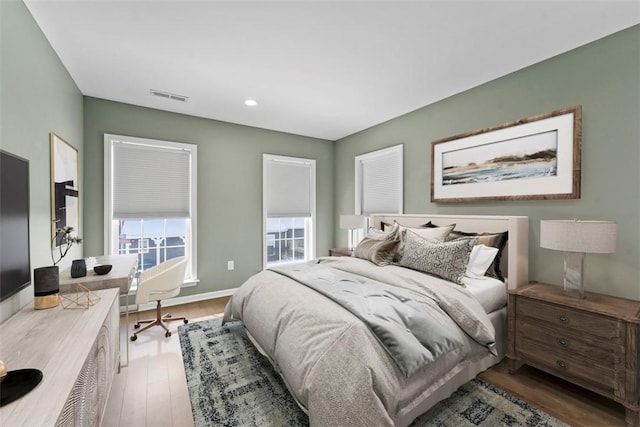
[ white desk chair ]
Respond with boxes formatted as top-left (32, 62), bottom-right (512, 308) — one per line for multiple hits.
top-left (130, 256), bottom-right (188, 341)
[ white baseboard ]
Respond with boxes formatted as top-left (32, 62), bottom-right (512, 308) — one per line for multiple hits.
top-left (120, 287), bottom-right (237, 314)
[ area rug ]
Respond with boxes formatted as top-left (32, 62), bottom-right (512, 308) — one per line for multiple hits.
top-left (178, 318), bottom-right (567, 427)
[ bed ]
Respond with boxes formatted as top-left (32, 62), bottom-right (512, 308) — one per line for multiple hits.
top-left (223, 214), bottom-right (529, 426)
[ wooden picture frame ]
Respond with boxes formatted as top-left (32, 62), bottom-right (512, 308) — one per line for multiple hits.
top-left (51, 132), bottom-right (79, 246)
top-left (431, 105), bottom-right (582, 203)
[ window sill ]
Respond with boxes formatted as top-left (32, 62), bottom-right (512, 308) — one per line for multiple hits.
top-left (181, 278), bottom-right (200, 288)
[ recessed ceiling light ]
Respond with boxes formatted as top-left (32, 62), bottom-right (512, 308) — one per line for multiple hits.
top-left (244, 99), bottom-right (257, 107)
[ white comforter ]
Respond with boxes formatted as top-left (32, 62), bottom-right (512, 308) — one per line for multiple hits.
top-left (222, 256), bottom-right (495, 427)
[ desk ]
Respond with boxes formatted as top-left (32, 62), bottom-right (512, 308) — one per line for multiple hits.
top-left (59, 254), bottom-right (137, 367)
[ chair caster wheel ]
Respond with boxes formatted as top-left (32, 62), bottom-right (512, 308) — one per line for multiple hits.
top-left (183, 319), bottom-right (188, 324)
top-left (130, 335), bottom-right (137, 341)
top-left (165, 331), bottom-right (171, 338)
top-left (134, 323), bottom-right (140, 329)
top-left (166, 314), bottom-right (172, 318)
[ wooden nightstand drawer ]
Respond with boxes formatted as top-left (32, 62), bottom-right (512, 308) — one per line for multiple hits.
top-left (518, 337), bottom-right (617, 396)
top-left (516, 297), bottom-right (622, 340)
top-left (517, 318), bottom-right (620, 365)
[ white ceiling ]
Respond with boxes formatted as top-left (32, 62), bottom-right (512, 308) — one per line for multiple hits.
top-left (24, 1), bottom-right (640, 141)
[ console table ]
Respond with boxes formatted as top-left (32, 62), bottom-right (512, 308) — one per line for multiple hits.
top-left (0, 288), bottom-right (119, 426)
top-left (59, 254), bottom-right (137, 367)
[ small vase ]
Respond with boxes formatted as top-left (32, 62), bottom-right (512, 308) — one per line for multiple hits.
top-left (34, 266), bottom-right (59, 309)
top-left (70, 259), bottom-right (87, 278)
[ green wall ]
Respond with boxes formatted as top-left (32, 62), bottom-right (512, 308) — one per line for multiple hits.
top-left (335, 25), bottom-right (640, 300)
top-left (2, 0), bottom-right (637, 325)
top-left (83, 97), bottom-right (334, 298)
top-left (0, 0), bottom-right (84, 322)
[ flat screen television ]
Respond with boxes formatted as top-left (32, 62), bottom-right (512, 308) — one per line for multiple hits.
top-left (0, 150), bottom-right (31, 302)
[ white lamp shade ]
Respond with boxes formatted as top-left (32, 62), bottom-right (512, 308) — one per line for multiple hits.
top-left (340, 214), bottom-right (366, 230)
top-left (540, 220), bottom-right (617, 254)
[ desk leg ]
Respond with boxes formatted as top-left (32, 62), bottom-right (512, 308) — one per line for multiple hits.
top-left (123, 292), bottom-right (130, 368)
top-left (118, 292), bottom-right (130, 372)
top-left (126, 292), bottom-right (129, 366)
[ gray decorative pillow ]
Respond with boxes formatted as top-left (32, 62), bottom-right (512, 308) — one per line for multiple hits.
top-left (367, 222), bottom-right (399, 241)
top-left (354, 237), bottom-right (400, 266)
top-left (395, 223), bottom-right (455, 262)
top-left (399, 229), bottom-right (473, 284)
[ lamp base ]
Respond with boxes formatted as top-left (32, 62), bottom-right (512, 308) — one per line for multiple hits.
top-left (347, 229), bottom-right (358, 251)
top-left (563, 252), bottom-right (585, 299)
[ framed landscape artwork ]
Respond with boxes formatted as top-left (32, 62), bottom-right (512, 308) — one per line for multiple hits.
top-left (50, 132), bottom-right (79, 246)
top-left (431, 105), bottom-right (582, 203)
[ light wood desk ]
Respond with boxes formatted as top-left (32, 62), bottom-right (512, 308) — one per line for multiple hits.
top-left (59, 254), bottom-right (137, 367)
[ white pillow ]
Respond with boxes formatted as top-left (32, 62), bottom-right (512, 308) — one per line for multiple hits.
top-left (400, 223), bottom-right (455, 242)
top-left (465, 244), bottom-right (499, 279)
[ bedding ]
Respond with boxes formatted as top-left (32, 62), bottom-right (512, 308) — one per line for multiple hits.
top-left (222, 256), bottom-right (498, 427)
top-left (270, 261), bottom-right (495, 377)
top-left (462, 276), bottom-right (507, 313)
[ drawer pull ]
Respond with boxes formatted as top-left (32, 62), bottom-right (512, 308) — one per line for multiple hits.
top-left (557, 360), bottom-right (568, 370)
top-left (557, 338), bottom-right (569, 347)
top-left (558, 315), bottom-right (569, 324)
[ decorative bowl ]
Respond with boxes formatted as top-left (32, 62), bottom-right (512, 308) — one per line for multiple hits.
top-left (93, 264), bottom-right (112, 275)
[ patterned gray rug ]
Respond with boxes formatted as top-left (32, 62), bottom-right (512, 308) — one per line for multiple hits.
top-left (178, 317), bottom-right (567, 427)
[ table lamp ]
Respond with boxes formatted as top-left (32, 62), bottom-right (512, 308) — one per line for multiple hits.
top-left (340, 214), bottom-right (366, 250)
top-left (540, 219), bottom-right (617, 298)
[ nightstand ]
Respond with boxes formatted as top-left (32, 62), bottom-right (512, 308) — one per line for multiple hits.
top-left (328, 247), bottom-right (353, 257)
top-left (507, 282), bottom-right (640, 426)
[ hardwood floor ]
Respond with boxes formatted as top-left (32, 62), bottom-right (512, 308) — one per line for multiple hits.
top-left (479, 362), bottom-right (625, 427)
top-left (103, 296), bottom-right (626, 426)
top-left (103, 297), bottom-right (230, 427)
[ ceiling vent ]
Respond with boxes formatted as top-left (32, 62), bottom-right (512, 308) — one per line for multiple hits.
top-left (150, 89), bottom-right (188, 102)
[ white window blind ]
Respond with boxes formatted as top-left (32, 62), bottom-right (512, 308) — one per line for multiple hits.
top-left (356, 144), bottom-right (403, 215)
top-left (265, 156), bottom-right (313, 217)
top-left (112, 141), bottom-right (191, 219)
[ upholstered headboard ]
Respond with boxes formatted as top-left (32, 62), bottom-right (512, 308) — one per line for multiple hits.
top-left (369, 214), bottom-right (529, 290)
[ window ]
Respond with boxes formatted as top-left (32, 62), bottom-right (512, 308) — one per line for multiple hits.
top-left (104, 134), bottom-right (197, 283)
top-left (263, 154), bottom-right (316, 267)
top-left (355, 144), bottom-right (403, 233)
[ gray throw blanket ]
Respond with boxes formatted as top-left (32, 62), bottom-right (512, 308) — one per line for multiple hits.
top-left (270, 263), bottom-right (466, 377)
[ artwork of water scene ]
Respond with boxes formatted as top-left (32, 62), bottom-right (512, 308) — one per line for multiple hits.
top-left (442, 130), bottom-right (558, 186)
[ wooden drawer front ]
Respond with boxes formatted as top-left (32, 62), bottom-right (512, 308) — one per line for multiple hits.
top-left (517, 298), bottom-right (621, 340)
top-left (518, 337), bottom-right (617, 396)
top-left (517, 318), bottom-right (620, 366)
